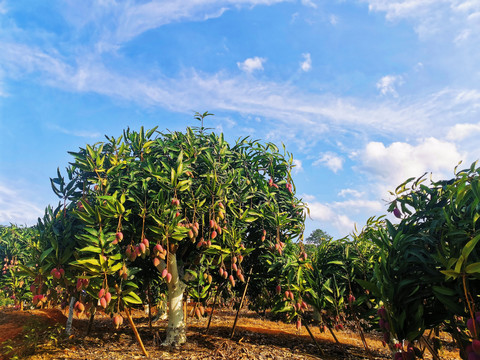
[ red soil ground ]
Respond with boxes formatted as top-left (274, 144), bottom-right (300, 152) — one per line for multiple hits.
top-left (0, 306), bottom-right (462, 360)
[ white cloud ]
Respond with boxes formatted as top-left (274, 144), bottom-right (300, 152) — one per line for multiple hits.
top-left (0, 182), bottom-right (44, 226)
top-left (292, 159), bottom-right (303, 174)
top-left (300, 53), bottom-right (312, 72)
top-left (363, 0), bottom-right (480, 42)
top-left (304, 192), bottom-right (385, 236)
top-left (332, 199), bottom-right (383, 213)
top-left (338, 188), bottom-right (364, 198)
top-left (301, 0), bottom-right (317, 9)
top-left (237, 57), bottom-right (266, 73)
top-left (306, 200), bottom-right (355, 234)
top-left (376, 74), bottom-right (403, 96)
top-left (329, 14), bottom-right (338, 25)
top-left (46, 123), bottom-right (102, 138)
top-left (62, 0), bottom-right (291, 46)
top-left (447, 122), bottom-right (480, 141)
top-left (313, 152), bottom-right (344, 173)
top-left (355, 137), bottom-right (464, 193)
top-left (1, 42), bottom-right (480, 148)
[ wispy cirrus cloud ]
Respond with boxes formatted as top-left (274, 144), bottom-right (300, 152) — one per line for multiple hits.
top-left (363, 0), bottom-right (480, 42)
top-left (46, 123), bottom-right (102, 138)
top-left (60, 0), bottom-right (295, 48)
top-left (2, 41), bottom-right (480, 149)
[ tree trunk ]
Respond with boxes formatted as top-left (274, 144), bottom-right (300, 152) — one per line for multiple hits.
top-left (162, 253), bottom-right (187, 346)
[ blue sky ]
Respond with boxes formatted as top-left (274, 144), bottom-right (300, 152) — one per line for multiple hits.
top-left (1, 0), bottom-right (480, 239)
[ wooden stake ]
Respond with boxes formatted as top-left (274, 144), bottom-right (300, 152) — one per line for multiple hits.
top-left (206, 284), bottom-right (223, 334)
top-left (327, 325), bottom-right (340, 344)
top-left (205, 287), bottom-right (221, 334)
top-left (421, 335), bottom-right (441, 360)
top-left (352, 313), bottom-right (373, 360)
top-left (304, 322), bottom-right (324, 356)
top-left (125, 306), bottom-right (149, 358)
top-left (230, 267), bottom-right (253, 339)
top-left (183, 300), bottom-right (187, 325)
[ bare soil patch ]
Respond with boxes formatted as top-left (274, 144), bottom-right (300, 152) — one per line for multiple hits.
top-left (0, 307), bottom-right (461, 359)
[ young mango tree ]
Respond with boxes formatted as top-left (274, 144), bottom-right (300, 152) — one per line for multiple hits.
top-left (35, 117), bottom-right (305, 347)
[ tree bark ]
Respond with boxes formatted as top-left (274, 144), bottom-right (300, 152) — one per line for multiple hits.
top-left (162, 253), bottom-right (187, 346)
top-left (65, 296), bottom-right (76, 335)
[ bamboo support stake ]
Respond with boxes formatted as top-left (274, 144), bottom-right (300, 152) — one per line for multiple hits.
top-left (327, 325), bottom-right (340, 344)
top-left (230, 267), bottom-right (253, 339)
top-left (206, 284), bottom-right (224, 334)
top-left (304, 322), bottom-right (325, 356)
top-left (421, 335), bottom-right (441, 360)
top-left (125, 306), bottom-right (149, 358)
top-left (352, 313), bottom-right (373, 360)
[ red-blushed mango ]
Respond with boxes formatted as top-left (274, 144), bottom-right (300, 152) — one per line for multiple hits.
top-left (153, 257), bottom-right (160, 267)
top-left (229, 275), bottom-right (235, 287)
top-left (100, 297), bottom-right (107, 308)
top-left (105, 292), bottom-right (112, 303)
top-left (98, 288), bottom-right (105, 299)
top-left (210, 231), bottom-right (217, 239)
top-left (166, 273), bottom-right (172, 283)
top-left (113, 314), bottom-right (123, 329)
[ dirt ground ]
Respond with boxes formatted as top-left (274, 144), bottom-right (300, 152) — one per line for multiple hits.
top-left (0, 306), bottom-right (462, 360)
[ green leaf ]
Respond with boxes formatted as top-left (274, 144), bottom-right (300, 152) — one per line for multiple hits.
top-left (40, 248), bottom-right (54, 262)
top-left (78, 246), bottom-right (102, 254)
top-left (123, 293), bottom-right (142, 305)
top-left (465, 262), bottom-right (480, 274)
top-left (440, 269), bottom-right (461, 279)
top-left (462, 233), bottom-right (480, 260)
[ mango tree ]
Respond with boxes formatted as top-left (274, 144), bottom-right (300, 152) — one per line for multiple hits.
top-left (361, 162), bottom-right (480, 359)
top-left (35, 117), bottom-right (304, 347)
top-left (0, 225), bottom-right (39, 308)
